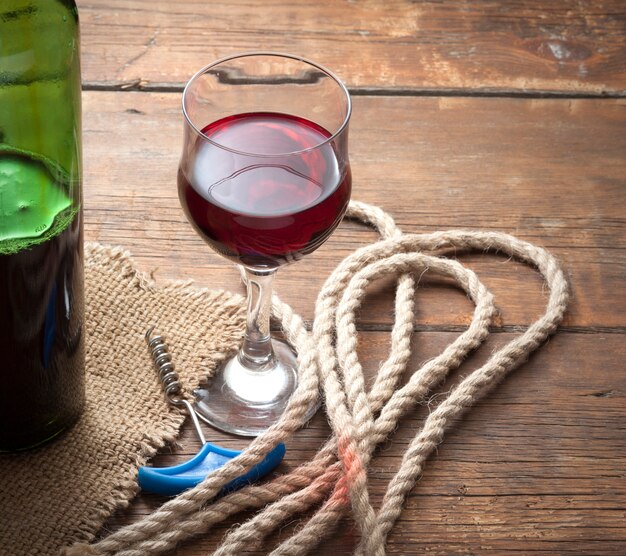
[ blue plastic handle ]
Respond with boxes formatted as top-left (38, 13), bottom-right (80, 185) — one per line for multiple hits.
top-left (138, 442), bottom-right (286, 496)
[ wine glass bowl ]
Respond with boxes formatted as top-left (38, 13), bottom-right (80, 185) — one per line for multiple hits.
top-left (179, 54), bottom-right (351, 270)
top-left (177, 53), bottom-right (351, 436)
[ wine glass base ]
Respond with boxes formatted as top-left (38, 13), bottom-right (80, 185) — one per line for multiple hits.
top-left (192, 339), bottom-right (318, 437)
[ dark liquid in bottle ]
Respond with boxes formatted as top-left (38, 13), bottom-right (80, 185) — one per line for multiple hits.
top-left (0, 152), bottom-right (84, 451)
top-left (178, 112), bottom-right (351, 268)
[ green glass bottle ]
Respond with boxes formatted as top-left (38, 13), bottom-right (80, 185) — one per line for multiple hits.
top-left (0, 0), bottom-right (85, 451)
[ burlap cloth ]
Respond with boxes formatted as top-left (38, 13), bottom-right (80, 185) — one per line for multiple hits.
top-left (0, 243), bottom-right (246, 556)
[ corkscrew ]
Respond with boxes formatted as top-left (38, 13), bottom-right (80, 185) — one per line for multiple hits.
top-left (138, 326), bottom-right (286, 496)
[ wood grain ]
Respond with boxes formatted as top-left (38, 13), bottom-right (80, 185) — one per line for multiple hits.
top-left (76, 0), bottom-right (626, 94)
top-left (82, 91), bottom-right (626, 327)
top-left (76, 6), bottom-right (626, 550)
top-left (103, 331), bottom-right (626, 554)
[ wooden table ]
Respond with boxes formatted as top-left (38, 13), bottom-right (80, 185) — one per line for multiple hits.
top-left (79, 1), bottom-right (626, 553)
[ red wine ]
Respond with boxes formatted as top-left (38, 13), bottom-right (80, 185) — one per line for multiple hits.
top-left (0, 153), bottom-right (84, 451)
top-left (178, 112), bottom-right (351, 268)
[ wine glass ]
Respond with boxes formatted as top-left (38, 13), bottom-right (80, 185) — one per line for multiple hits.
top-left (178, 52), bottom-right (352, 436)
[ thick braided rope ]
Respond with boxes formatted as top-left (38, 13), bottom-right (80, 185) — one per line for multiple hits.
top-left (63, 202), bottom-right (569, 555)
top-left (106, 456), bottom-right (340, 556)
top-left (336, 254), bottom-right (495, 553)
top-left (310, 254), bottom-right (495, 554)
top-left (277, 229), bottom-right (568, 556)
top-left (264, 250), bottom-right (496, 555)
top-left (248, 228), bottom-right (567, 556)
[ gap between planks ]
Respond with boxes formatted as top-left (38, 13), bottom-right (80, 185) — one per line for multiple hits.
top-left (82, 82), bottom-right (626, 99)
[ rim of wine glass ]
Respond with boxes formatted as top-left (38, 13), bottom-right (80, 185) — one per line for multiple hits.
top-left (182, 51), bottom-right (352, 158)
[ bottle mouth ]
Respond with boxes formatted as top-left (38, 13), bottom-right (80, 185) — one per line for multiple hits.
top-left (182, 52), bottom-right (352, 158)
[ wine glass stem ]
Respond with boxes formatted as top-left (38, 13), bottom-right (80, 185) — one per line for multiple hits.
top-left (239, 267), bottom-right (277, 370)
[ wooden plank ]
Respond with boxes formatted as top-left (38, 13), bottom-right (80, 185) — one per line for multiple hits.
top-left (76, 0), bottom-right (626, 94)
top-left (103, 331), bottom-right (626, 554)
top-left (82, 91), bottom-right (626, 327)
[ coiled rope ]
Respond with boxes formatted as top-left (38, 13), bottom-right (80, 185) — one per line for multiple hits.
top-left (65, 200), bottom-right (569, 555)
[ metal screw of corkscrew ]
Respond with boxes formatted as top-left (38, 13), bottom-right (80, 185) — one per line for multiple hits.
top-left (145, 325), bottom-right (206, 444)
